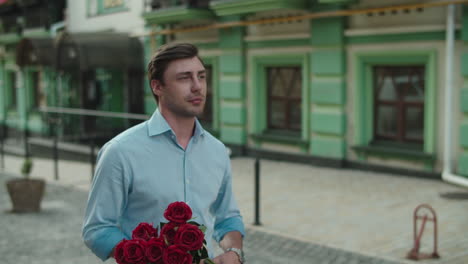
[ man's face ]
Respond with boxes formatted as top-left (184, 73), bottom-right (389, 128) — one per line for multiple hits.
top-left (154, 56), bottom-right (207, 118)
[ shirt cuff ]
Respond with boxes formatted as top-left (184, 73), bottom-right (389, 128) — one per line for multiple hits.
top-left (213, 217), bottom-right (245, 242)
top-left (88, 229), bottom-right (126, 261)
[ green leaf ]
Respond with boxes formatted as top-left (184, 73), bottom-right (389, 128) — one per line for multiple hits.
top-left (193, 253), bottom-right (201, 264)
top-left (21, 158), bottom-right (33, 178)
top-left (188, 221), bottom-right (201, 226)
top-left (199, 226), bottom-right (207, 233)
top-left (200, 246), bottom-right (209, 259)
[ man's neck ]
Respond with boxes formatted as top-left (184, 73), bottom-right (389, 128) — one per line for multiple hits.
top-left (159, 108), bottom-right (196, 149)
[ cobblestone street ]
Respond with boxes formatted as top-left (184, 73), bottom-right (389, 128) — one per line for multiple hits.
top-left (0, 172), bottom-right (399, 264)
top-left (1, 155), bottom-right (468, 263)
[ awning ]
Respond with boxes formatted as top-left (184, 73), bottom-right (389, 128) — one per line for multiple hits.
top-left (16, 37), bottom-right (54, 67)
top-left (55, 32), bottom-right (143, 72)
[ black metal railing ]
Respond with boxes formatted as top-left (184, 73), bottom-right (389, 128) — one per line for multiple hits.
top-left (0, 107), bottom-right (264, 226)
top-left (0, 107), bottom-right (149, 180)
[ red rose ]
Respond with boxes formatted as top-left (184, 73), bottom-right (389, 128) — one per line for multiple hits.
top-left (132, 222), bottom-right (158, 241)
top-left (164, 201), bottom-right (192, 224)
top-left (163, 245), bottom-right (193, 264)
top-left (174, 224), bottom-right (205, 251)
top-left (160, 222), bottom-right (180, 245)
top-left (145, 238), bottom-right (165, 264)
top-left (114, 239), bottom-right (129, 264)
top-left (122, 239), bottom-right (147, 264)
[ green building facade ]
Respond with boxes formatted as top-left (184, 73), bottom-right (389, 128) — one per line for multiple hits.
top-left (143, 0), bottom-right (468, 177)
top-left (2, 0), bottom-right (468, 179)
top-left (0, 0), bottom-right (66, 140)
top-left (0, 0), bottom-right (144, 144)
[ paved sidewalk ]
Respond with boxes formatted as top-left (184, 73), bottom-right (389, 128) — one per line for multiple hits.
top-left (1, 154), bottom-right (468, 263)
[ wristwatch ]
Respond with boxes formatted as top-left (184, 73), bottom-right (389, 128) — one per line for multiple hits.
top-left (225, 247), bottom-right (245, 263)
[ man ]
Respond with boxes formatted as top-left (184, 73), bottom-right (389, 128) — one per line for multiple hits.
top-left (82, 43), bottom-right (245, 264)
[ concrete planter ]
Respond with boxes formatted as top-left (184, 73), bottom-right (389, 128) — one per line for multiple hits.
top-left (6, 178), bottom-right (45, 213)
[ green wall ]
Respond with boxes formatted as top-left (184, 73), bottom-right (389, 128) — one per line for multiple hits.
top-left (309, 14), bottom-right (347, 159)
top-left (218, 16), bottom-right (247, 145)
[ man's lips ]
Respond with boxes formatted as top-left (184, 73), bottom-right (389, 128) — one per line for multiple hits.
top-left (188, 97), bottom-right (203, 104)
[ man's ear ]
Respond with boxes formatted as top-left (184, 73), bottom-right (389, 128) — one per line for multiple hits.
top-left (150, 79), bottom-right (163, 97)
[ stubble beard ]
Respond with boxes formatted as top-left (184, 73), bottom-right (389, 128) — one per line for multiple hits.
top-left (165, 99), bottom-right (205, 119)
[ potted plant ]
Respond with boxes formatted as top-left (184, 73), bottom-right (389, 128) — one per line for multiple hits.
top-left (6, 158), bottom-right (45, 213)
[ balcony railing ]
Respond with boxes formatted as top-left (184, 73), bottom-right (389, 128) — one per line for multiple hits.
top-left (144, 0), bottom-right (210, 12)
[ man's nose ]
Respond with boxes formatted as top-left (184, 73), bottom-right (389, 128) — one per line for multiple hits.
top-left (192, 76), bottom-right (203, 92)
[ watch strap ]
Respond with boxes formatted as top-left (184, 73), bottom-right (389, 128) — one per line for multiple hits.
top-left (225, 247), bottom-right (245, 263)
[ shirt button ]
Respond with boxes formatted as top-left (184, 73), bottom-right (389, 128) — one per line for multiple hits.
top-left (186, 180), bottom-right (190, 184)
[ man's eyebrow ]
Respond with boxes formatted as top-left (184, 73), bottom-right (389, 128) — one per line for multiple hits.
top-left (176, 71), bottom-right (191, 77)
top-left (175, 70), bottom-right (206, 76)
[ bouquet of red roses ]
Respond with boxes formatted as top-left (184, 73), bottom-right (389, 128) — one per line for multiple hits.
top-left (114, 201), bottom-right (215, 264)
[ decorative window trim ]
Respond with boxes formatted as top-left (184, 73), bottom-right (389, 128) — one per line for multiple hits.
top-left (249, 53), bottom-right (309, 146)
top-left (353, 50), bottom-right (437, 159)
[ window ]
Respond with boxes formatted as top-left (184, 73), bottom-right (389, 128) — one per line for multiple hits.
top-left (373, 65), bottom-right (425, 144)
top-left (8, 71), bottom-right (17, 109)
top-left (198, 65), bottom-right (213, 124)
top-left (266, 66), bottom-right (302, 132)
top-left (31, 71), bottom-right (46, 108)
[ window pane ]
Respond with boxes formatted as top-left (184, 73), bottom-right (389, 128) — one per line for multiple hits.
top-left (405, 107), bottom-right (424, 140)
top-left (376, 105), bottom-right (397, 137)
top-left (405, 69), bottom-right (425, 102)
top-left (269, 68), bottom-right (285, 97)
top-left (287, 68), bottom-right (302, 98)
top-left (270, 100), bottom-right (286, 128)
top-left (289, 101), bottom-right (301, 130)
top-left (267, 66), bottom-right (302, 131)
top-left (375, 68), bottom-right (397, 101)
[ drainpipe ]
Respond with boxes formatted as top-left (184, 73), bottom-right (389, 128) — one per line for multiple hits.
top-left (442, 4), bottom-right (468, 187)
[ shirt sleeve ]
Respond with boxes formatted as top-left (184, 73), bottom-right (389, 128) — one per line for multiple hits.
top-left (212, 155), bottom-right (245, 242)
top-left (82, 141), bottom-right (130, 261)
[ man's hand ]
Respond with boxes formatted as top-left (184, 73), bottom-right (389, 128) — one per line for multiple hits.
top-left (212, 251), bottom-right (241, 264)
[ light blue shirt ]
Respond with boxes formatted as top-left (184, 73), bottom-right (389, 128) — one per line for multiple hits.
top-left (82, 109), bottom-right (245, 261)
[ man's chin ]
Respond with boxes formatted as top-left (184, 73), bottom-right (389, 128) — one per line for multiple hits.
top-left (182, 108), bottom-right (205, 118)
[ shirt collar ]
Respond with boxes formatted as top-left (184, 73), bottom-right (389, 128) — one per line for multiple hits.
top-left (147, 108), bottom-right (205, 138)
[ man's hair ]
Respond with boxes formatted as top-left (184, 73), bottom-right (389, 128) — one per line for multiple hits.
top-left (147, 43), bottom-right (202, 102)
